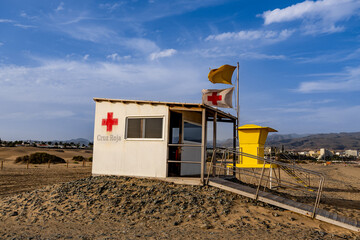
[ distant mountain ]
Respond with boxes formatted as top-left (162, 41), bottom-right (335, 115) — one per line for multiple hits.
top-left (216, 133), bottom-right (309, 148)
top-left (216, 138), bottom-right (235, 148)
top-left (216, 132), bottom-right (360, 151)
top-left (266, 132), bottom-right (360, 151)
top-left (267, 133), bottom-right (310, 142)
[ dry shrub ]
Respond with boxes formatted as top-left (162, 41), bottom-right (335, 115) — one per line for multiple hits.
top-left (15, 152), bottom-right (66, 164)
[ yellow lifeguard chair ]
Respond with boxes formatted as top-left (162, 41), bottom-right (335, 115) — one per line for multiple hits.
top-left (237, 124), bottom-right (277, 168)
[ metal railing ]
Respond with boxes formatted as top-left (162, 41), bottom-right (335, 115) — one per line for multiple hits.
top-left (274, 152), bottom-right (312, 187)
top-left (206, 148), bottom-right (325, 218)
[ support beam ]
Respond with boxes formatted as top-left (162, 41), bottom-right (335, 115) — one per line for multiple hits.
top-left (212, 112), bottom-right (217, 176)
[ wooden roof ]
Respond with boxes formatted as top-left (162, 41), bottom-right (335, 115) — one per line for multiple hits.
top-left (93, 98), bottom-right (237, 121)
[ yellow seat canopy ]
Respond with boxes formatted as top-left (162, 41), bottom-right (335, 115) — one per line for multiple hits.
top-left (237, 124), bottom-right (278, 168)
top-left (238, 124), bottom-right (277, 132)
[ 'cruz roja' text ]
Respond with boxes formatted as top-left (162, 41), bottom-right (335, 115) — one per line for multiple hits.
top-left (97, 134), bottom-right (121, 142)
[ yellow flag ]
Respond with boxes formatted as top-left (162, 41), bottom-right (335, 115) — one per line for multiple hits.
top-left (208, 64), bottom-right (236, 85)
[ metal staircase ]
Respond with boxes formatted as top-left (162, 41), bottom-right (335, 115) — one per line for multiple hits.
top-left (205, 148), bottom-right (360, 232)
top-left (276, 152), bottom-right (315, 190)
top-left (279, 165), bottom-right (314, 191)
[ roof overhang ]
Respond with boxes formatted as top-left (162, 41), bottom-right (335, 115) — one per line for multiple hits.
top-left (93, 98), bottom-right (237, 121)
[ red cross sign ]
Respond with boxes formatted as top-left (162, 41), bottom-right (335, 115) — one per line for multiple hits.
top-left (207, 92), bottom-right (222, 105)
top-left (102, 112), bottom-right (118, 132)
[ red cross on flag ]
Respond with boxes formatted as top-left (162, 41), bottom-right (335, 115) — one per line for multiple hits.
top-left (201, 87), bottom-right (234, 108)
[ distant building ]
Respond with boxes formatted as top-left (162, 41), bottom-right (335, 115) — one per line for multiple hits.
top-left (345, 150), bottom-right (359, 157)
top-left (318, 148), bottom-right (333, 160)
top-left (264, 146), bottom-right (271, 153)
top-left (298, 151), bottom-right (309, 156)
top-left (335, 151), bottom-right (345, 157)
top-left (36, 143), bottom-right (48, 148)
top-left (308, 150), bottom-right (318, 157)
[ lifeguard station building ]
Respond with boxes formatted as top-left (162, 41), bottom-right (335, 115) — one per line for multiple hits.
top-left (92, 98), bottom-right (237, 182)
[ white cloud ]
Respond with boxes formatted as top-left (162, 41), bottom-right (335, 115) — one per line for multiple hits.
top-left (113, 1), bottom-right (224, 23)
top-left (99, 3), bottom-right (123, 12)
top-left (13, 23), bottom-right (36, 29)
top-left (54, 22), bottom-right (159, 53)
top-left (0, 19), bottom-right (13, 23)
top-left (239, 52), bottom-right (286, 60)
top-left (20, 11), bottom-right (38, 20)
top-left (297, 65), bottom-right (360, 93)
top-left (195, 47), bottom-right (286, 60)
top-left (0, 57), bottom-right (204, 105)
top-left (59, 25), bottom-right (116, 43)
top-left (0, 18), bottom-right (36, 29)
top-left (149, 49), bottom-right (177, 60)
top-left (124, 38), bottom-right (159, 54)
top-left (206, 29), bottom-right (294, 42)
top-left (299, 48), bottom-right (360, 64)
top-left (56, 2), bottom-right (65, 12)
top-left (261, 0), bottom-right (360, 34)
top-left (307, 105), bottom-right (360, 126)
top-left (83, 54), bottom-right (90, 60)
top-left (20, 12), bottom-right (27, 18)
top-left (258, 104), bottom-right (360, 133)
top-left (106, 53), bottom-right (131, 61)
top-left (0, 42), bottom-right (3, 46)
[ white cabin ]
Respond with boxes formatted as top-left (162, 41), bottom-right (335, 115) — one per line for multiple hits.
top-left (92, 98), bottom-right (237, 182)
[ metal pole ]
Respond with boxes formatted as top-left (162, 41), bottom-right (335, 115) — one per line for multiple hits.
top-left (278, 167), bottom-right (281, 185)
top-left (312, 177), bottom-right (324, 218)
top-left (236, 62), bottom-right (240, 132)
top-left (200, 108), bottom-right (206, 184)
top-left (213, 112), bottom-right (217, 176)
top-left (255, 161), bottom-right (267, 201)
top-left (235, 62), bottom-right (240, 178)
top-left (270, 166), bottom-right (273, 189)
top-left (233, 119), bottom-right (236, 177)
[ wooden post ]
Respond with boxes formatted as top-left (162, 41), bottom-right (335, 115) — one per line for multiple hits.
top-left (200, 108), bottom-right (206, 184)
top-left (67, 160), bottom-right (69, 168)
top-left (1, 160), bottom-right (3, 170)
top-left (212, 112), bottom-right (217, 177)
top-left (27, 159), bottom-right (29, 169)
top-left (48, 160), bottom-right (50, 168)
top-left (83, 159), bottom-right (85, 167)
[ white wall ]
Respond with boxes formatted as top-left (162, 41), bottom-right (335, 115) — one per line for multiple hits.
top-left (92, 101), bottom-right (169, 178)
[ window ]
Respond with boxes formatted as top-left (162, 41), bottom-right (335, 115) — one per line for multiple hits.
top-left (183, 122), bottom-right (202, 143)
top-left (126, 117), bottom-right (163, 139)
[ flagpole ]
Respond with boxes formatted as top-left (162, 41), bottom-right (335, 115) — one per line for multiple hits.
top-left (236, 62), bottom-right (240, 139)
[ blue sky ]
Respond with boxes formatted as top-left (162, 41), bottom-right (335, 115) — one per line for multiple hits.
top-left (1, 0), bottom-right (360, 141)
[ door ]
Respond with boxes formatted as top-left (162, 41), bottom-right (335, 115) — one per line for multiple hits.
top-left (181, 121), bottom-right (202, 176)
